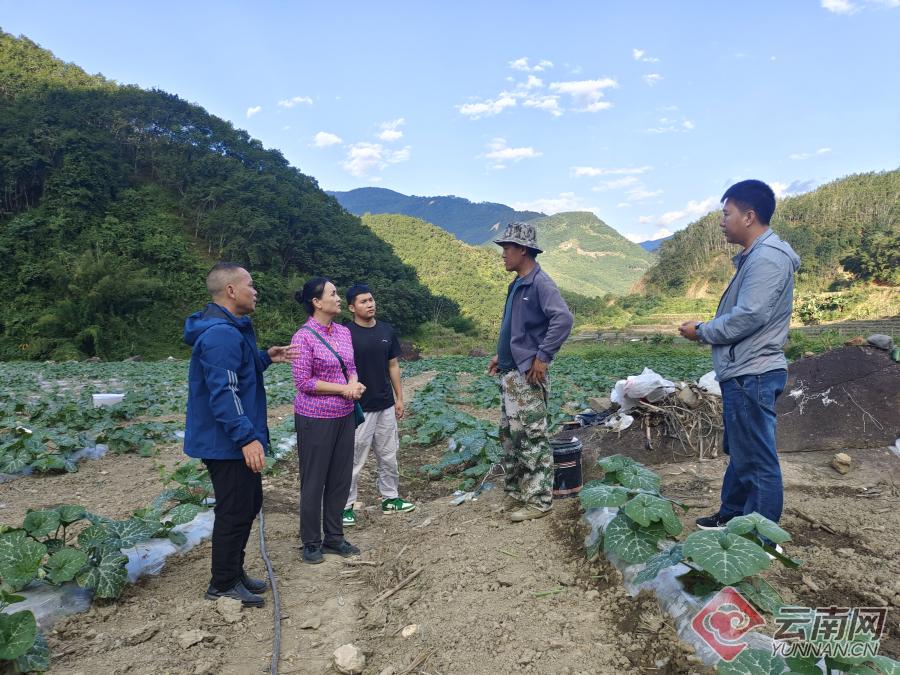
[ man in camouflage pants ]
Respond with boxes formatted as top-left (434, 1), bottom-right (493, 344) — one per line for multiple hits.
top-left (488, 223), bottom-right (574, 522)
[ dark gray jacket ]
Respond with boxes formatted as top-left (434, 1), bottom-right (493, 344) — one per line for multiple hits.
top-left (697, 229), bottom-right (801, 382)
top-left (506, 264), bottom-right (574, 373)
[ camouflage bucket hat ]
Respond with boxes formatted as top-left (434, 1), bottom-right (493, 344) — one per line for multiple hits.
top-left (493, 221), bottom-right (543, 254)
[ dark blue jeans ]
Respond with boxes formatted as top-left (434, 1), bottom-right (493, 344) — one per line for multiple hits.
top-left (719, 369), bottom-right (787, 523)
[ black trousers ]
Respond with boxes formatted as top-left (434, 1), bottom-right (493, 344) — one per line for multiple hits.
top-left (296, 413), bottom-right (355, 548)
top-left (203, 458), bottom-right (263, 591)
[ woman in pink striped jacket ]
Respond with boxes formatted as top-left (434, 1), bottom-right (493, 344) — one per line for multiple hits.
top-left (291, 277), bottom-right (365, 564)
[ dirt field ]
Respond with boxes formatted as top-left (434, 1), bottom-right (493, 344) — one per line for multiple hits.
top-left (1, 370), bottom-right (897, 674)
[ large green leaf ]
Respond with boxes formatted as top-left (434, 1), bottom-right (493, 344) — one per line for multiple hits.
top-left (735, 576), bottom-right (785, 614)
top-left (579, 482), bottom-right (630, 509)
top-left (56, 504), bottom-right (87, 525)
top-left (30, 454), bottom-right (69, 473)
top-left (867, 656), bottom-right (900, 675)
top-left (107, 518), bottom-right (158, 547)
top-left (164, 503), bottom-right (203, 526)
top-left (23, 509), bottom-right (60, 538)
top-left (603, 513), bottom-right (665, 563)
top-left (716, 648), bottom-right (786, 674)
top-left (77, 523), bottom-right (115, 554)
top-left (633, 544), bottom-right (684, 584)
top-left (0, 450), bottom-right (31, 474)
top-left (76, 551), bottom-right (129, 599)
top-left (683, 530), bottom-right (771, 585)
top-left (597, 454), bottom-right (636, 474)
top-left (613, 463), bottom-right (661, 491)
top-left (14, 629), bottom-right (49, 673)
top-left (726, 513), bottom-right (791, 544)
top-left (621, 493), bottom-right (683, 534)
top-left (0, 609), bottom-right (37, 661)
top-left (45, 546), bottom-right (89, 584)
top-left (0, 531), bottom-right (47, 591)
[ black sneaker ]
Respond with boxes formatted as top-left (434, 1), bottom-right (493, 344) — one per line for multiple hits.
top-left (322, 540), bottom-right (360, 558)
top-left (204, 580), bottom-right (265, 607)
top-left (695, 512), bottom-right (735, 530)
top-left (240, 570), bottom-right (268, 594)
top-left (302, 544), bottom-right (324, 564)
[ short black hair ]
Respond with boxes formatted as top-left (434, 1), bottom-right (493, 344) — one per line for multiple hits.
top-left (524, 247), bottom-right (540, 259)
top-left (346, 283), bottom-right (372, 305)
top-left (721, 180), bottom-right (776, 225)
top-left (206, 262), bottom-right (245, 297)
top-left (294, 276), bottom-right (331, 315)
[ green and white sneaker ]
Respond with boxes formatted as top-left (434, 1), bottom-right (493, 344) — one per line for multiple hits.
top-left (342, 508), bottom-right (357, 527)
top-left (381, 497), bottom-right (415, 515)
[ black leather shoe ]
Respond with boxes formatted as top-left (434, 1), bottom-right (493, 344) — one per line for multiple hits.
top-left (302, 544), bottom-right (324, 564)
top-left (240, 570), bottom-right (268, 594)
top-left (322, 540), bottom-right (360, 557)
top-left (695, 512), bottom-right (735, 530)
top-left (204, 580), bottom-right (264, 607)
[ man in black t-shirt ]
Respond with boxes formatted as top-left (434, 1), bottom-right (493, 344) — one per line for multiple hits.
top-left (342, 284), bottom-right (415, 527)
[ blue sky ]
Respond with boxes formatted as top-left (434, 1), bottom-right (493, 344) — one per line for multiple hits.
top-left (3, 1), bottom-right (899, 242)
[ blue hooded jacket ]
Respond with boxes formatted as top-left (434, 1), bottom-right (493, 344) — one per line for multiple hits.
top-left (183, 303), bottom-right (273, 460)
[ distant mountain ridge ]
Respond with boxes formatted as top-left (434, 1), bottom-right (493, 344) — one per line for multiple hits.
top-left (329, 187), bottom-right (544, 244)
top-left (514, 212), bottom-right (656, 297)
top-left (639, 235), bottom-right (672, 252)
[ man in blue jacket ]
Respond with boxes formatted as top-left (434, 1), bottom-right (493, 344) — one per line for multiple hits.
top-left (488, 222), bottom-right (574, 522)
top-left (184, 262), bottom-right (297, 607)
top-left (680, 180), bottom-right (800, 528)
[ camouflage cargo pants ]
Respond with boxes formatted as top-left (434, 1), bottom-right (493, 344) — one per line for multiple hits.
top-left (499, 370), bottom-right (553, 511)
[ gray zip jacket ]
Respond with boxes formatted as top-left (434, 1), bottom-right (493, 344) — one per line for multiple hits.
top-left (697, 229), bottom-right (801, 382)
top-left (506, 264), bottom-right (574, 373)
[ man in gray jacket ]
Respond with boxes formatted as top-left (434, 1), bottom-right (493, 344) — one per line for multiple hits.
top-left (488, 222), bottom-right (574, 522)
top-left (680, 180), bottom-right (800, 528)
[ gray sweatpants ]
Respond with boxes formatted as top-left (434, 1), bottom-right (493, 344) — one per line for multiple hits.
top-left (345, 406), bottom-right (400, 508)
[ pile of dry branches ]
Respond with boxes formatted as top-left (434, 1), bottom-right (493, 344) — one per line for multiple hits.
top-left (633, 385), bottom-right (723, 459)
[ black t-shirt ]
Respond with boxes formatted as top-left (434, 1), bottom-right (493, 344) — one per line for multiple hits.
top-left (347, 320), bottom-right (402, 412)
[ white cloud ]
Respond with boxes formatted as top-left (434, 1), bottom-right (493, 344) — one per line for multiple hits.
top-left (592, 176), bottom-right (640, 192)
top-left (342, 142), bottom-right (411, 177)
top-left (633, 48), bottom-right (660, 63)
top-left (509, 57), bottom-right (554, 72)
top-left (277, 96), bottom-right (313, 108)
top-left (626, 187), bottom-right (663, 201)
top-left (458, 94), bottom-right (517, 119)
top-left (821, 0), bottom-right (857, 12)
top-left (643, 73), bottom-right (663, 86)
top-left (550, 78), bottom-right (618, 112)
top-left (571, 165), bottom-right (652, 177)
top-left (246, 105), bottom-right (262, 118)
top-left (378, 118), bottom-right (406, 142)
top-left (656, 196), bottom-right (718, 226)
top-left (525, 75), bottom-right (543, 89)
top-left (312, 131), bottom-right (342, 147)
top-left (822, 0), bottom-right (899, 12)
top-left (651, 227), bottom-right (673, 240)
top-left (789, 147), bottom-right (831, 160)
top-left (646, 117), bottom-right (695, 133)
top-left (772, 179), bottom-right (819, 198)
top-left (624, 232), bottom-right (644, 243)
top-left (522, 95), bottom-right (562, 116)
top-left (637, 216), bottom-right (655, 224)
top-left (682, 120), bottom-right (695, 130)
top-left (511, 192), bottom-right (600, 216)
top-left (482, 137), bottom-right (541, 169)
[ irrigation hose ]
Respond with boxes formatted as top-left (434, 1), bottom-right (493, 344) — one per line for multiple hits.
top-left (258, 508), bottom-right (282, 675)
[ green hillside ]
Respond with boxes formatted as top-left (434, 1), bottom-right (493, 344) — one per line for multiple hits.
top-left (516, 211), bottom-right (656, 297)
top-left (362, 214), bottom-right (511, 335)
top-left (331, 187), bottom-right (544, 244)
top-left (644, 170), bottom-right (900, 296)
top-left (0, 31), bottom-right (456, 360)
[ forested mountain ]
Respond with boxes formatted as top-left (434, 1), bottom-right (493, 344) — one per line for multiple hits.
top-left (643, 170), bottom-right (900, 296)
top-left (362, 213), bottom-right (612, 335)
top-left (639, 235), bottom-right (672, 252)
top-left (0, 31), bottom-right (458, 360)
top-left (330, 187), bottom-right (544, 244)
top-left (516, 212), bottom-right (656, 297)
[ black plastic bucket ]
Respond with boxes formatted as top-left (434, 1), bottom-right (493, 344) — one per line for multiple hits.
top-left (551, 437), bottom-right (583, 499)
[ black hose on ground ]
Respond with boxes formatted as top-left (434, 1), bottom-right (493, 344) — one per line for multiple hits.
top-left (258, 508), bottom-right (282, 675)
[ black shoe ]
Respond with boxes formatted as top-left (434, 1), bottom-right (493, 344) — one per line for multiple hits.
top-left (695, 512), bottom-right (735, 530)
top-left (302, 544), bottom-right (324, 564)
top-left (322, 540), bottom-right (360, 558)
top-left (204, 580), bottom-right (264, 607)
top-left (240, 570), bottom-right (268, 594)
